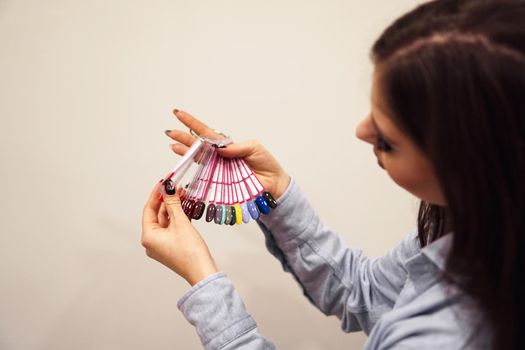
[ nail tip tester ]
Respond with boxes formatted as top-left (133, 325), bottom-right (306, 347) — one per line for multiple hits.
top-left (160, 130), bottom-right (277, 225)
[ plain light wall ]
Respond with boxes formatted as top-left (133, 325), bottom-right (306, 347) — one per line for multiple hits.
top-left (0, 1), bottom-right (424, 349)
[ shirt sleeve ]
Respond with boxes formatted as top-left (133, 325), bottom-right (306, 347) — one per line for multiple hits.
top-left (177, 272), bottom-right (276, 350)
top-left (256, 177), bottom-right (421, 334)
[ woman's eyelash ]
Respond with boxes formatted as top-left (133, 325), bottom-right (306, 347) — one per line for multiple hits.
top-left (376, 134), bottom-right (393, 152)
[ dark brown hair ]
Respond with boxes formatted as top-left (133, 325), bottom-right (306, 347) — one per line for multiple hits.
top-left (371, 0), bottom-right (525, 348)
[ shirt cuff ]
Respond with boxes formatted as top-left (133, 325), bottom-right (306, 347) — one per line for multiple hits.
top-left (257, 177), bottom-right (319, 249)
top-left (177, 272), bottom-right (257, 349)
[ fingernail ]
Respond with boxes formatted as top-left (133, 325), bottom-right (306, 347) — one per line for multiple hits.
top-left (159, 179), bottom-right (163, 183)
top-left (255, 195), bottom-right (271, 215)
top-left (173, 108), bottom-right (179, 114)
top-left (192, 201), bottom-right (206, 220)
top-left (262, 191), bottom-right (277, 208)
top-left (164, 179), bottom-right (176, 195)
top-left (206, 203), bottom-right (216, 222)
top-left (185, 200), bottom-right (196, 218)
top-left (164, 130), bottom-right (171, 136)
top-left (248, 200), bottom-right (260, 220)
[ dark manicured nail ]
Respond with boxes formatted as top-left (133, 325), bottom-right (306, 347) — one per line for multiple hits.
top-left (164, 130), bottom-right (172, 136)
top-left (164, 179), bottom-right (176, 195)
top-left (206, 204), bottom-right (216, 222)
top-left (230, 206), bottom-right (236, 225)
top-left (262, 191), bottom-right (277, 209)
top-left (185, 200), bottom-right (196, 218)
top-left (182, 199), bottom-right (189, 216)
top-left (215, 205), bottom-right (223, 224)
top-left (192, 201), bottom-right (205, 220)
top-left (173, 108), bottom-right (179, 114)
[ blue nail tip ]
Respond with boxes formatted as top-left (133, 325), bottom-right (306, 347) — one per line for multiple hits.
top-left (247, 201), bottom-right (260, 220)
top-left (255, 195), bottom-right (270, 215)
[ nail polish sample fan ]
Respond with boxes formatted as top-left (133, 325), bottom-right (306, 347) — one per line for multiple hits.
top-left (160, 129), bottom-right (277, 225)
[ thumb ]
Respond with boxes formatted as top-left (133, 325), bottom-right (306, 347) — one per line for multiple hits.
top-left (217, 140), bottom-right (260, 159)
top-left (161, 180), bottom-right (187, 224)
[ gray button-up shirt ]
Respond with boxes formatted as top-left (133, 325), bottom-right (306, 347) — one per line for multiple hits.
top-left (177, 178), bottom-right (490, 349)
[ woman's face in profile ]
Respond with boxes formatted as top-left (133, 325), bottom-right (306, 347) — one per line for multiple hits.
top-left (355, 66), bottom-right (447, 206)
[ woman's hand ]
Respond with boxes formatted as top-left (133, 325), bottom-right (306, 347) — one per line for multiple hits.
top-left (165, 109), bottom-right (291, 200)
top-left (141, 181), bottom-right (219, 286)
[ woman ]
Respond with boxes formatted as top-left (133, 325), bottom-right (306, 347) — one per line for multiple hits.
top-left (141, 0), bottom-right (525, 348)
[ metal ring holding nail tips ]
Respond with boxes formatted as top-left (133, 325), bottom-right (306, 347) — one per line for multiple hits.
top-left (189, 128), bottom-right (233, 148)
top-left (188, 128), bottom-right (205, 142)
top-left (189, 128), bottom-right (228, 140)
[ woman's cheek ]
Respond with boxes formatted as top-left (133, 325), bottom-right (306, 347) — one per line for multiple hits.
top-left (385, 161), bottom-right (423, 197)
top-left (388, 164), bottom-right (441, 204)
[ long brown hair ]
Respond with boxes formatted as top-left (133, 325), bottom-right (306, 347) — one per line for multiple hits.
top-left (371, 0), bottom-right (525, 348)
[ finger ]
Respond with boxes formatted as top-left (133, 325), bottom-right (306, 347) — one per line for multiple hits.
top-left (169, 142), bottom-right (190, 156)
top-left (142, 181), bottom-right (163, 230)
top-left (173, 109), bottom-right (223, 139)
top-left (165, 130), bottom-right (196, 148)
top-left (158, 202), bottom-right (170, 227)
top-left (160, 181), bottom-right (188, 225)
top-left (217, 140), bottom-right (261, 158)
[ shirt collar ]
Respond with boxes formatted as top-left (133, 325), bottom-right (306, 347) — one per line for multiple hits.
top-left (420, 232), bottom-right (453, 271)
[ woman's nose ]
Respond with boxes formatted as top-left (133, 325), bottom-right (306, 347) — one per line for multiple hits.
top-left (355, 115), bottom-right (376, 145)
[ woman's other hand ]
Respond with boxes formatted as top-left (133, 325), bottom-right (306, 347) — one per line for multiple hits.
top-left (165, 109), bottom-right (291, 200)
top-left (141, 181), bottom-right (218, 286)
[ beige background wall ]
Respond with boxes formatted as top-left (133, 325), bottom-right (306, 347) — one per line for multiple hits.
top-left (0, 1), bottom-right (423, 349)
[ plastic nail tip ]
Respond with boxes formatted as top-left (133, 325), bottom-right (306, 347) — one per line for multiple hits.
top-left (234, 203), bottom-right (242, 224)
top-left (185, 200), bottom-right (196, 218)
top-left (221, 205), bottom-right (226, 224)
top-left (182, 198), bottom-right (189, 212)
top-left (262, 191), bottom-right (277, 209)
top-left (247, 201), bottom-right (260, 220)
top-left (240, 202), bottom-right (250, 223)
top-left (192, 201), bottom-right (205, 220)
top-left (215, 204), bottom-right (224, 224)
top-left (225, 206), bottom-right (232, 225)
top-left (255, 195), bottom-right (271, 215)
top-left (164, 179), bottom-right (176, 195)
top-left (229, 206), bottom-right (236, 225)
top-left (206, 204), bottom-right (216, 222)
